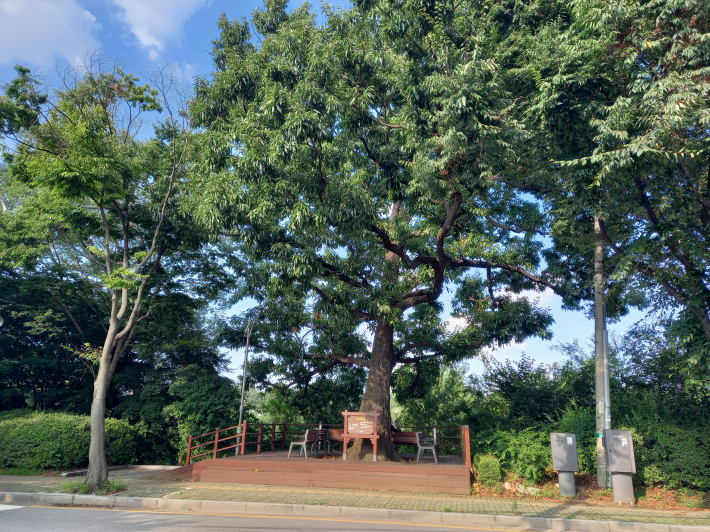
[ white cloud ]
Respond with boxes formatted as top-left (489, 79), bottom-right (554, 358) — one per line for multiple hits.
top-left (0, 0), bottom-right (100, 67)
top-left (443, 316), bottom-right (468, 333)
top-left (481, 340), bottom-right (528, 360)
top-left (111, 0), bottom-right (211, 57)
top-left (176, 62), bottom-right (199, 83)
top-left (499, 287), bottom-right (557, 306)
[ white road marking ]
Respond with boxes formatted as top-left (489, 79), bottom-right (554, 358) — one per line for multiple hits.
top-left (0, 504), bottom-right (24, 511)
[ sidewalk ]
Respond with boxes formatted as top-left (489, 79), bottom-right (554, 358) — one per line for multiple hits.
top-left (1, 470), bottom-right (709, 528)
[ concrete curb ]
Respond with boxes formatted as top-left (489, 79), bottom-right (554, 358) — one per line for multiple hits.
top-left (61, 465), bottom-right (180, 477)
top-left (0, 491), bottom-right (706, 532)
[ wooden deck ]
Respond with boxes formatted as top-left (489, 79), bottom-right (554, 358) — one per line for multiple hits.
top-left (152, 450), bottom-right (472, 495)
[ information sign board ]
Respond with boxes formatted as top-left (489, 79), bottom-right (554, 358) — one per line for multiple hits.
top-left (341, 411), bottom-right (380, 461)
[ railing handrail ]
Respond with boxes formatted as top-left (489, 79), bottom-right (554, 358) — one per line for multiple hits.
top-left (185, 421), bottom-right (472, 466)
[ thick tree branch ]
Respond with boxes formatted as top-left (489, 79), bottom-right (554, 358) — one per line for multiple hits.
top-left (451, 257), bottom-right (564, 296)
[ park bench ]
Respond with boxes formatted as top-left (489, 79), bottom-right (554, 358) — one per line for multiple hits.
top-left (312, 429), bottom-right (330, 454)
top-left (328, 428), bottom-right (344, 444)
top-left (328, 429), bottom-right (438, 462)
top-left (393, 430), bottom-right (438, 463)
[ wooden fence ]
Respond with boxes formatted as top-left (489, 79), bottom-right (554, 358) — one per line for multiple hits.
top-left (186, 422), bottom-right (472, 469)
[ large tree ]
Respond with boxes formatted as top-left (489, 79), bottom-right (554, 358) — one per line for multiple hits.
top-left (0, 59), bottom-right (205, 486)
top-left (519, 0), bottom-right (710, 390)
top-left (188, 1), bottom-right (571, 460)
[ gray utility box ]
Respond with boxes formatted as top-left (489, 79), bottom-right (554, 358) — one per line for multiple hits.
top-left (550, 432), bottom-right (578, 497)
top-left (602, 429), bottom-right (636, 474)
top-left (603, 429), bottom-right (636, 504)
top-left (550, 433), bottom-right (579, 472)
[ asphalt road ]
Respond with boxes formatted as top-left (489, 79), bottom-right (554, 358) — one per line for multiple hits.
top-left (0, 504), bottom-right (543, 532)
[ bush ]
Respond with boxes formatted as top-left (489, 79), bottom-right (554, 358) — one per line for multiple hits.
top-left (0, 410), bottom-right (136, 470)
top-left (474, 454), bottom-right (501, 485)
top-left (498, 428), bottom-right (553, 484)
top-left (636, 425), bottom-right (710, 490)
top-left (556, 408), bottom-right (596, 474)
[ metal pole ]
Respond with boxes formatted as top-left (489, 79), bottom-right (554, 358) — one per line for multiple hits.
top-left (594, 217), bottom-right (612, 487)
top-left (236, 318), bottom-right (256, 455)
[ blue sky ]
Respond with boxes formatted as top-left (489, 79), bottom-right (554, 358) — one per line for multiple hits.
top-left (0, 0), bottom-right (647, 377)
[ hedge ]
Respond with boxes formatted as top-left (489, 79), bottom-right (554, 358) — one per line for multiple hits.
top-left (636, 425), bottom-right (710, 490)
top-left (470, 411), bottom-right (710, 490)
top-left (474, 454), bottom-right (501, 485)
top-left (0, 411), bottom-right (136, 470)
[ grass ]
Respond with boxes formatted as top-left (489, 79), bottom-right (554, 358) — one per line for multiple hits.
top-left (61, 478), bottom-right (127, 496)
top-left (0, 467), bottom-right (49, 476)
top-left (678, 488), bottom-right (710, 509)
top-left (443, 506), bottom-right (452, 512)
top-left (62, 480), bottom-right (91, 494)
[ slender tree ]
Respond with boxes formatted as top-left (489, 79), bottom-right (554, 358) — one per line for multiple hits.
top-left (1, 57), bottom-right (196, 487)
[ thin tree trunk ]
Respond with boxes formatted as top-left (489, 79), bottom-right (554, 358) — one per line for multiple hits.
top-left (348, 319), bottom-right (403, 462)
top-left (85, 320), bottom-right (118, 489)
top-left (86, 353), bottom-right (112, 488)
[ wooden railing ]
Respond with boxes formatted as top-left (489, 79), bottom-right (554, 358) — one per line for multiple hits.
top-left (185, 421), bottom-right (472, 469)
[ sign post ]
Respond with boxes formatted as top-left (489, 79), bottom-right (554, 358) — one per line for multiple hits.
top-left (341, 411), bottom-right (380, 462)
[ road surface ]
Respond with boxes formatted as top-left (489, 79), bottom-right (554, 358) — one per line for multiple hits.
top-left (0, 504), bottom-right (548, 531)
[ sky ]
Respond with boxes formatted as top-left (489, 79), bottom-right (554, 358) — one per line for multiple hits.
top-left (0, 0), bottom-right (647, 378)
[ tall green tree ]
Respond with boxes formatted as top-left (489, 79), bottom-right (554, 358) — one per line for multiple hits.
top-left (0, 58), bottom-right (203, 486)
top-left (522, 0), bottom-right (710, 391)
top-left (189, 1), bottom-right (567, 460)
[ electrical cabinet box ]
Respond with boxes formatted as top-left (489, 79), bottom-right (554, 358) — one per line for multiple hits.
top-left (550, 432), bottom-right (579, 472)
top-left (603, 429), bottom-right (636, 474)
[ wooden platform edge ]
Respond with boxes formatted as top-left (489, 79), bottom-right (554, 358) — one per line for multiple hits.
top-left (149, 457), bottom-right (472, 496)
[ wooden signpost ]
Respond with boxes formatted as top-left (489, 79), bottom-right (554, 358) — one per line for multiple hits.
top-left (341, 411), bottom-right (380, 461)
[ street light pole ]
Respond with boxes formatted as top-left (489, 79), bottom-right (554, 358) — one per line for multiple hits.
top-left (594, 217), bottom-right (612, 487)
top-left (236, 318), bottom-right (256, 454)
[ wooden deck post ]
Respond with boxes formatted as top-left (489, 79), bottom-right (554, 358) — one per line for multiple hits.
top-left (213, 428), bottom-right (220, 459)
top-left (257, 422), bottom-right (263, 453)
top-left (282, 422), bottom-right (286, 449)
top-left (461, 425), bottom-right (472, 469)
top-left (271, 423), bottom-right (276, 451)
top-left (186, 435), bottom-right (193, 465)
top-left (241, 421), bottom-right (247, 455)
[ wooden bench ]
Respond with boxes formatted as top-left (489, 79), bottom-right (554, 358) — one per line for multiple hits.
top-left (332, 430), bottom-right (434, 446)
top-left (392, 431), bottom-right (419, 446)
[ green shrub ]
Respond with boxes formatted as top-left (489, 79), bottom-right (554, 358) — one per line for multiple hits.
top-left (0, 411), bottom-right (136, 470)
top-left (498, 428), bottom-right (553, 484)
top-left (474, 454), bottom-right (501, 485)
top-left (556, 408), bottom-right (596, 474)
top-left (636, 425), bottom-right (710, 490)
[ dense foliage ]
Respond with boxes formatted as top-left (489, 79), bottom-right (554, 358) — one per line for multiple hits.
top-left (0, 0), bottom-right (708, 485)
top-left (0, 411), bottom-right (135, 470)
top-left (396, 320), bottom-right (710, 489)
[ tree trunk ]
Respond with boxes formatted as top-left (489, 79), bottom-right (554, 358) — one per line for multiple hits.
top-left (347, 319), bottom-right (403, 462)
top-left (86, 356), bottom-right (111, 489)
top-left (85, 320), bottom-right (118, 489)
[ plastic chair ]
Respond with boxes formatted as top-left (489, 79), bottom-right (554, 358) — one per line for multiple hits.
top-left (416, 431), bottom-right (438, 463)
top-left (288, 429), bottom-right (317, 458)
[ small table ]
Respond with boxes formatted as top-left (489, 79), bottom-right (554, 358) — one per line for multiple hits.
top-left (341, 411), bottom-right (380, 462)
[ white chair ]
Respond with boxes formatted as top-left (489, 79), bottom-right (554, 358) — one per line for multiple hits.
top-left (416, 431), bottom-right (438, 463)
top-left (288, 429), bottom-right (317, 458)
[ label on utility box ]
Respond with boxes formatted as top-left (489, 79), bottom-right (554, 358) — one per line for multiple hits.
top-left (621, 437), bottom-right (628, 446)
top-left (567, 437), bottom-right (573, 445)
